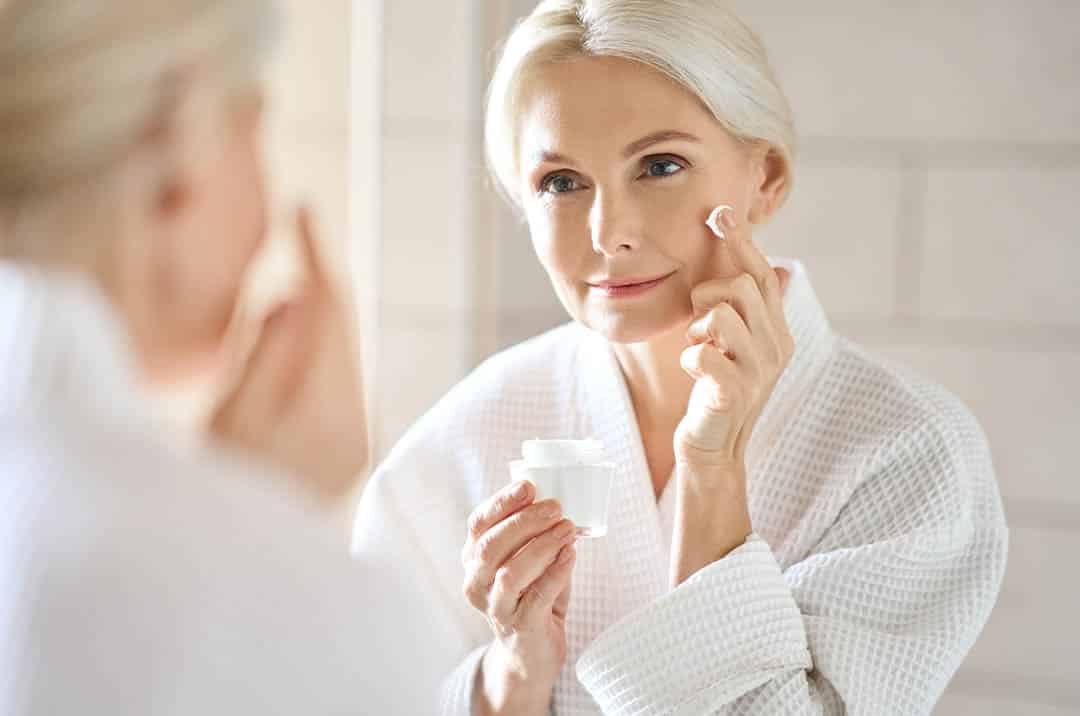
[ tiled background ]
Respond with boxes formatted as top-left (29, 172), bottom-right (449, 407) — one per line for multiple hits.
top-left (367, 1), bottom-right (1079, 712)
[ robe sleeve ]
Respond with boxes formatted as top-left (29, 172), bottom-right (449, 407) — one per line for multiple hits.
top-left (576, 413), bottom-right (1008, 715)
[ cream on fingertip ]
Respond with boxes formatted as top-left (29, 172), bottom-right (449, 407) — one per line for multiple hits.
top-left (706, 204), bottom-right (735, 240)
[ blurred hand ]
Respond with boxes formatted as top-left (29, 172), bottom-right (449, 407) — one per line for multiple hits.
top-left (462, 481), bottom-right (578, 716)
top-left (209, 206), bottom-right (368, 503)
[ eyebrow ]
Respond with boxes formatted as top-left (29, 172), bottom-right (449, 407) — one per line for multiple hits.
top-left (621, 130), bottom-right (702, 158)
top-left (529, 130), bottom-right (703, 168)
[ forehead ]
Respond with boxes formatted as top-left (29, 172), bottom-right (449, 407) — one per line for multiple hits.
top-left (518, 55), bottom-right (718, 162)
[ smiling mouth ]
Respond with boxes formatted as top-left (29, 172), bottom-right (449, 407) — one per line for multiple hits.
top-left (587, 272), bottom-right (675, 298)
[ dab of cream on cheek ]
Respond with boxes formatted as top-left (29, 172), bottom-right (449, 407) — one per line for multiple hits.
top-left (706, 204), bottom-right (734, 240)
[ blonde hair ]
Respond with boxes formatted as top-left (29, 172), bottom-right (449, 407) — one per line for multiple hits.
top-left (485, 0), bottom-right (796, 207)
top-left (0, 0), bottom-right (277, 205)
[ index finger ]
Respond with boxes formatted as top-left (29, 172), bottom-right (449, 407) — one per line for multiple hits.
top-left (467, 480), bottom-right (535, 538)
top-left (715, 207), bottom-right (783, 316)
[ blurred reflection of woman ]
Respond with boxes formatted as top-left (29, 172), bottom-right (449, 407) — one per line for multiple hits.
top-left (353, 2), bottom-right (1009, 715)
top-left (0, 1), bottom-right (445, 713)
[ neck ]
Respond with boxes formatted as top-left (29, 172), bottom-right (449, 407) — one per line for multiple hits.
top-left (610, 319), bottom-right (695, 498)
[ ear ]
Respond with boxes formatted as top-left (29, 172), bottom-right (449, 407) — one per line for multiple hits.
top-left (746, 142), bottom-right (790, 225)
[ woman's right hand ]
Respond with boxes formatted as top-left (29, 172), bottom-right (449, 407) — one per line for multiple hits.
top-left (462, 480), bottom-right (579, 716)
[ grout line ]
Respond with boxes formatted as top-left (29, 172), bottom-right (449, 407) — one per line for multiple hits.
top-left (797, 136), bottom-right (1080, 169)
top-left (947, 669), bottom-right (1080, 710)
top-left (893, 154), bottom-right (927, 319)
top-left (835, 315), bottom-right (1080, 352)
top-left (1004, 497), bottom-right (1080, 533)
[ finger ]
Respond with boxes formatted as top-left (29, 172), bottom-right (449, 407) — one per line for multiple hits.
top-left (718, 208), bottom-right (783, 317)
top-left (685, 304), bottom-right (759, 372)
top-left (690, 273), bottom-right (773, 341)
top-left (467, 481), bottom-right (535, 540)
top-left (465, 499), bottom-right (564, 590)
top-left (490, 519), bottom-right (577, 623)
top-left (680, 342), bottom-right (740, 386)
top-left (210, 300), bottom-right (308, 438)
top-left (517, 543), bottom-right (577, 625)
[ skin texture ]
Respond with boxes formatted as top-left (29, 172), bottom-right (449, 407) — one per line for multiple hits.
top-left (83, 74), bottom-right (367, 505)
top-left (466, 56), bottom-right (794, 714)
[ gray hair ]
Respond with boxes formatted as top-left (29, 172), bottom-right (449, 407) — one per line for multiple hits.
top-left (485, 0), bottom-right (796, 207)
top-left (0, 0), bottom-right (278, 202)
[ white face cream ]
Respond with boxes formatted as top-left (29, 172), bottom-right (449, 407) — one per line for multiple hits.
top-left (510, 439), bottom-right (614, 538)
top-left (706, 204), bottom-right (734, 240)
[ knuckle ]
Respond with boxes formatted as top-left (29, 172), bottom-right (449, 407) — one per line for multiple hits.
top-left (714, 303), bottom-right (739, 327)
top-left (475, 535), bottom-right (497, 565)
top-left (462, 577), bottom-right (485, 610)
top-left (466, 510), bottom-right (485, 536)
top-left (493, 566), bottom-right (514, 596)
top-left (522, 585), bottom-right (544, 607)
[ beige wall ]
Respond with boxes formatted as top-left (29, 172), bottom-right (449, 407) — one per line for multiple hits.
top-left (373, 2), bottom-right (1079, 712)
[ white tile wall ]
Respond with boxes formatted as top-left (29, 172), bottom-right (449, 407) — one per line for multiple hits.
top-left (381, 1), bottom-right (475, 126)
top-left (756, 164), bottom-right (904, 321)
top-left (952, 528), bottom-right (1080, 690)
top-left (921, 167), bottom-right (1080, 325)
top-left (729, 1), bottom-right (1080, 144)
top-left (936, 691), bottom-right (1078, 716)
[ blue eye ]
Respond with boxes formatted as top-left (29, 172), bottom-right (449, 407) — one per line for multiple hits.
top-left (541, 173), bottom-right (581, 194)
top-left (645, 159), bottom-right (684, 178)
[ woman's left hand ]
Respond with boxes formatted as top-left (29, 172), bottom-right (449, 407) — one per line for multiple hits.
top-left (671, 206), bottom-right (793, 583)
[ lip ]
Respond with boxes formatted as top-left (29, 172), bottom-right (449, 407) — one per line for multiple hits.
top-left (587, 272), bottom-right (675, 298)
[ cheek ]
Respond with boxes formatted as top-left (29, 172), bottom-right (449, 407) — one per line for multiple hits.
top-left (527, 205), bottom-right (588, 283)
top-left (208, 140), bottom-right (266, 299)
top-left (170, 136), bottom-right (267, 345)
top-left (644, 187), bottom-right (719, 281)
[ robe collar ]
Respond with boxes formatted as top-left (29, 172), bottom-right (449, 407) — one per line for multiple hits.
top-left (578, 257), bottom-right (836, 608)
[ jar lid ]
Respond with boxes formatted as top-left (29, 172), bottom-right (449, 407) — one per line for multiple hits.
top-left (522, 438), bottom-right (606, 466)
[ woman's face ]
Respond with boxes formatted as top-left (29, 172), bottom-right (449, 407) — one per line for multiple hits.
top-left (516, 56), bottom-right (784, 344)
top-left (125, 84), bottom-right (269, 384)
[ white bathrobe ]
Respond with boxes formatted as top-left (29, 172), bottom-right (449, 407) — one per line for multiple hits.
top-left (0, 263), bottom-right (449, 715)
top-left (352, 258), bottom-right (1009, 715)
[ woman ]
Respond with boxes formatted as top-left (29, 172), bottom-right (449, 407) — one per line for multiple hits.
top-left (0, 1), bottom-right (444, 712)
top-left (352, 1), bottom-right (1009, 714)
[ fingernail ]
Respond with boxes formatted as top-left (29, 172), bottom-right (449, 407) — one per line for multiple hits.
top-left (554, 520), bottom-right (576, 540)
top-left (558, 544), bottom-right (576, 564)
top-left (540, 501), bottom-right (562, 519)
top-left (512, 481), bottom-right (529, 500)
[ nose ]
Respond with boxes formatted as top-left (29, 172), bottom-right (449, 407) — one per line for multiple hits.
top-left (589, 190), bottom-right (641, 257)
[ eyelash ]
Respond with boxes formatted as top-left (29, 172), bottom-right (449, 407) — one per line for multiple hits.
top-left (538, 155), bottom-right (689, 196)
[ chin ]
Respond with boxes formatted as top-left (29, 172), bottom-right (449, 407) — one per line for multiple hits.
top-left (581, 305), bottom-right (691, 345)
